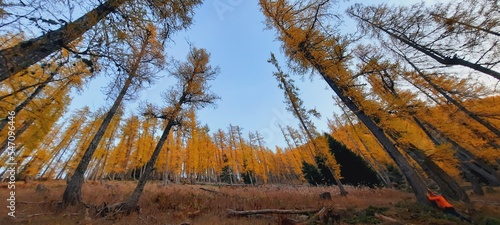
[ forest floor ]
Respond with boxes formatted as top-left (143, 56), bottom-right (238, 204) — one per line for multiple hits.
top-left (0, 180), bottom-right (499, 225)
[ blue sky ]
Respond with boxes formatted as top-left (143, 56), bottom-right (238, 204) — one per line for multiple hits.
top-left (69, 0), bottom-right (445, 148)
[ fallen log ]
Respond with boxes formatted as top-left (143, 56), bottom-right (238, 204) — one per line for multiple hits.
top-left (227, 208), bottom-right (320, 217)
top-left (375, 213), bottom-right (413, 225)
top-left (199, 187), bottom-right (227, 196)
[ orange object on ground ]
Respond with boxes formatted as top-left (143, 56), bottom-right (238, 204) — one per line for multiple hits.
top-left (427, 192), bottom-right (453, 209)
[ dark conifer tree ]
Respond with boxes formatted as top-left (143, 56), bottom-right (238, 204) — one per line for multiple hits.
top-left (326, 134), bottom-right (381, 187)
top-left (301, 161), bottom-right (324, 186)
top-left (314, 156), bottom-right (336, 185)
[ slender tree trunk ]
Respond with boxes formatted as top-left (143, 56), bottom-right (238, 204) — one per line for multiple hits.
top-left (39, 150), bottom-right (61, 179)
top-left (62, 73), bottom-right (133, 206)
top-left (404, 58), bottom-right (500, 138)
top-left (274, 66), bottom-right (347, 196)
top-left (461, 165), bottom-right (484, 196)
top-left (0, 119), bottom-right (33, 155)
top-left (163, 145), bottom-right (170, 185)
top-left (0, 72), bottom-right (55, 133)
top-left (306, 55), bottom-right (429, 204)
top-left (42, 130), bottom-right (80, 178)
top-left (56, 147), bottom-right (77, 180)
top-left (406, 144), bottom-right (470, 203)
top-left (430, 13), bottom-right (500, 37)
top-left (417, 119), bottom-right (500, 186)
top-left (409, 118), bottom-right (470, 203)
top-left (349, 13), bottom-right (500, 80)
top-left (332, 109), bottom-right (391, 187)
top-left (122, 119), bottom-right (176, 213)
top-left (0, 0), bottom-right (127, 80)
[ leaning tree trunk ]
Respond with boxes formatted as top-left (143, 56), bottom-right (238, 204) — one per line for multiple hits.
top-left (405, 59), bottom-right (500, 139)
top-left (261, 1), bottom-right (429, 205)
top-left (405, 144), bottom-right (470, 203)
top-left (348, 12), bottom-right (500, 81)
top-left (321, 74), bottom-right (428, 203)
top-left (62, 73), bottom-right (133, 206)
top-left (302, 51), bottom-right (430, 204)
top-left (274, 65), bottom-right (348, 196)
top-left (416, 118), bottom-right (500, 186)
top-left (408, 118), bottom-right (470, 203)
top-left (0, 119), bottom-right (33, 155)
top-left (121, 119), bottom-right (176, 213)
top-left (0, 0), bottom-right (127, 81)
top-left (0, 72), bottom-right (55, 133)
top-left (333, 107), bottom-right (392, 187)
top-left (461, 165), bottom-right (484, 196)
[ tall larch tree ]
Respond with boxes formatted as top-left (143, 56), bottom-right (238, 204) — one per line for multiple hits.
top-left (62, 21), bottom-right (165, 206)
top-left (37, 107), bottom-right (91, 179)
top-left (347, 1), bottom-right (499, 81)
top-left (103, 114), bottom-right (139, 179)
top-left (0, 0), bottom-right (202, 81)
top-left (269, 52), bottom-right (347, 195)
top-left (357, 44), bottom-right (500, 188)
top-left (111, 46), bottom-right (219, 214)
top-left (329, 113), bottom-right (392, 188)
top-left (260, 0), bottom-right (431, 204)
top-left (353, 47), bottom-right (472, 203)
top-left (58, 108), bottom-right (108, 180)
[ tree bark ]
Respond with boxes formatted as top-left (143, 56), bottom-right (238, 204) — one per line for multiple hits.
top-left (410, 118), bottom-right (470, 203)
top-left (121, 119), bottom-right (176, 213)
top-left (62, 72), bottom-right (133, 206)
top-left (261, 1), bottom-right (429, 205)
top-left (0, 0), bottom-right (127, 81)
top-left (406, 144), bottom-right (469, 203)
top-left (417, 119), bottom-right (500, 186)
top-left (0, 72), bottom-right (55, 133)
top-left (349, 12), bottom-right (500, 80)
top-left (333, 105), bottom-right (391, 187)
top-left (404, 58), bottom-right (500, 139)
top-left (299, 48), bottom-right (429, 203)
top-left (461, 165), bottom-right (484, 196)
top-left (0, 118), bottom-right (33, 155)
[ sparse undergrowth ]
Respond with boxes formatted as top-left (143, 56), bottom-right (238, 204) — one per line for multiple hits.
top-left (0, 180), bottom-right (499, 225)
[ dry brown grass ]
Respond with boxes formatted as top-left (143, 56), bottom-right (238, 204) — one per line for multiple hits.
top-left (0, 180), bottom-right (499, 225)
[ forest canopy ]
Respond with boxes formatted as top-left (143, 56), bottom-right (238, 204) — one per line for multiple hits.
top-left (0, 0), bottom-right (499, 211)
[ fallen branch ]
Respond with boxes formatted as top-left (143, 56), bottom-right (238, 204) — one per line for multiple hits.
top-left (375, 213), bottom-right (413, 225)
top-left (296, 207), bottom-right (327, 225)
top-left (199, 187), bottom-right (226, 196)
top-left (227, 208), bottom-right (320, 217)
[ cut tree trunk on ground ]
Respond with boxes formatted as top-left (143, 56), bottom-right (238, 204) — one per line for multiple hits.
top-left (227, 208), bottom-right (321, 217)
